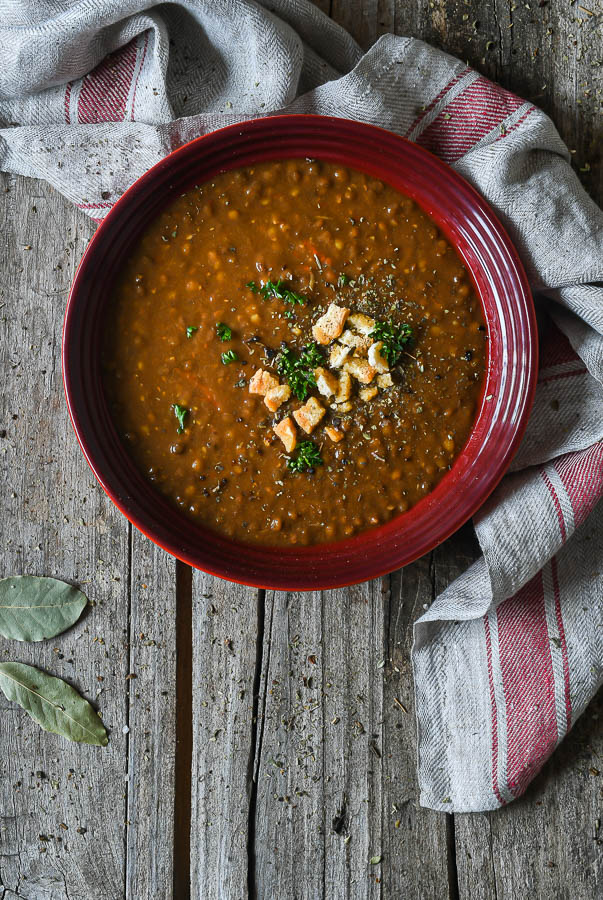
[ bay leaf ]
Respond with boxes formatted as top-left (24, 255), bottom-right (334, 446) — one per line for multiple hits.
top-left (0, 576), bottom-right (87, 641)
top-left (0, 662), bottom-right (108, 746)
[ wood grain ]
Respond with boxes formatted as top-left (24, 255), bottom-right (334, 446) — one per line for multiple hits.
top-left (125, 535), bottom-right (177, 898)
top-left (250, 571), bottom-right (452, 899)
top-left (189, 573), bottom-right (260, 900)
top-left (0, 1), bottom-right (601, 897)
top-left (0, 174), bottom-right (129, 898)
top-left (0, 176), bottom-right (178, 899)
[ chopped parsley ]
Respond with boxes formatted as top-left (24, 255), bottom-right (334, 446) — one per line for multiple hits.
top-left (172, 404), bottom-right (188, 434)
top-left (370, 320), bottom-right (413, 367)
top-left (221, 349), bottom-right (238, 365)
top-left (247, 279), bottom-right (308, 310)
top-left (186, 326), bottom-right (198, 339)
top-left (216, 322), bottom-right (232, 342)
top-left (288, 441), bottom-right (323, 473)
top-left (337, 273), bottom-right (350, 287)
top-left (277, 342), bottom-right (324, 401)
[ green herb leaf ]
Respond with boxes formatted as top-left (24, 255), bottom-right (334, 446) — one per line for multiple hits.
top-left (0, 576), bottom-right (87, 642)
top-left (299, 344), bottom-right (324, 370)
top-left (172, 403), bottom-right (188, 433)
top-left (287, 440), bottom-right (323, 473)
top-left (247, 279), bottom-right (308, 308)
top-left (0, 662), bottom-right (108, 746)
top-left (221, 349), bottom-right (238, 365)
top-left (370, 320), bottom-right (413, 367)
top-left (277, 343), bottom-right (323, 401)
top-left (216, 322), bottom-right (232, 342)
top-left (186, 326), bottom-right (198, 339)
top-left (337, 273), bottom-right (349, 287)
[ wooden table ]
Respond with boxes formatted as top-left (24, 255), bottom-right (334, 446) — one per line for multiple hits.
top-left (1, 3), bottom-right (601, 898)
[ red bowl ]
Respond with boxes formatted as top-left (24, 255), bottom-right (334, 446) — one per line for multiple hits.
top-left (63, 115), bottom-right (537, 590)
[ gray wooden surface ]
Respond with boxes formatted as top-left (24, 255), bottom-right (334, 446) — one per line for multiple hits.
top-left (0, 2), bottom-right (601, 898)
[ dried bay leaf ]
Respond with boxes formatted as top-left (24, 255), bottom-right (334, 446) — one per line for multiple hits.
top-left (0, 576), bottom-right (87, 641)
top-left (0, 662), bottom-right (108, 746)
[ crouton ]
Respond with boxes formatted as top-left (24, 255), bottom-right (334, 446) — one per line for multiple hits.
top-left (324, 426), bottom-right (344, 443)
top-left (312, 303), bottom-right (350, 344)
top-left (368, 341), bottom-right (390, 373)
top-left (292, 396), bottom-right (326, 434)
top-left (249, 368), bottom-right (279, 396)
top-left (359, 385), bottom-right (379, 402)
top-left (329, 342), bottom-right (351, 369)
top-left (264, 383), bottom-right (291, 412)
top-left (376, 373), bottom-right (393, 389)
top-left (274, 416), bottom-right (297, 453)
top-left (347, 313), bottom-right (376, 335)
top-left (339, 329), bottom-right (372, 353)
top-left (314, 367), bottom-right (340, 399)
top-left (330, 400), bottom-right (353, 414)
top-left (335, 371), bottom-right (352, 403)
top-left (343, 358), bottom-right (376, 384)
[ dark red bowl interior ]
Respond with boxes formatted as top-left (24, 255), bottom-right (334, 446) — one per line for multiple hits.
top-left (63, 115), bottom-right (537, 590)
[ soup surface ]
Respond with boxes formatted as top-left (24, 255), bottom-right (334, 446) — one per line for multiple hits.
top-left (103, 159), bottom-right (486, 546)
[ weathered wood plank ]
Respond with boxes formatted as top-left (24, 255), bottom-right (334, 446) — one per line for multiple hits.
top-left (189, 573), bottom-right (260, 900)
top-left (252, 573), bottom-right (451, 899)
top-left (330, 0), bottom-right (395, 48)
top-left (0, 174), bottom-right (130, 899)
top-left (0, 175), bottom-right (179, 900)
top-left (125, 535), bottom-right (177, 899)
top-left (391, 0), bottom-right (601, 201)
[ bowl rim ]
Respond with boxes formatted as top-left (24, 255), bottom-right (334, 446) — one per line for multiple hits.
top-left (63, 113), bottom-right (538, 590)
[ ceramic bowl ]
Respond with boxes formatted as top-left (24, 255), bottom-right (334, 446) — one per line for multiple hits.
top-left (63, 115), bottom-right (537, 589)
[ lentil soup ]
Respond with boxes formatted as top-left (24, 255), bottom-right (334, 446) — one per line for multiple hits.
top-left (103, 159), bottom-right (486, 546)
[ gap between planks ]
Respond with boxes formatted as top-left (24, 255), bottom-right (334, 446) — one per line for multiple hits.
top-left (246, 588), bottom-right (268, 899)
top-left (173, 561), bottom-right (193, 899)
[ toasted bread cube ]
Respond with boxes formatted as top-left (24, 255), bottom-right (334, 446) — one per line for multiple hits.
top-left (325, 426), bottom-right (344, 443)
top-left (330, 400), bottom-right (353, 414)
top-left (292, 396), bottom-right (326, 434)
top-left (359, 385), bottom-right (379, 402)
top-left (312, 303), bottom-right (350, 344)
top-left (335, 371), bottom-right (352, 403)
top-left (348, 313), bottom-right (376, 335)
top-left (339, 329), bottom-right (372, 354)
top-left (328, 342), bottom-right (351, 369)
top-left (376, 373), bottom-right (393, 389)
top-left (274, 416), bottom-right (297, 453)
top-left (314, 367), bottom-right (339, 399)
top-left (368, 341), bottom-right (390, 373)
top-left (264, 384), bottom-right (291, 412)
top-left (249, 368), bottom-right (279, 396)
top-left (343, 358), bottom-right (376, 384)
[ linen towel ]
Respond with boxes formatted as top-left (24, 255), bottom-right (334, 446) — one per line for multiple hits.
top-left (1, 0), bottom-right (601, 813)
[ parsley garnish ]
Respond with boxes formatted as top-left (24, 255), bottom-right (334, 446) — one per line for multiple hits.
top-left (247, 279), bottom-right (308, 309)
top-left (221, 349), bottom-right (238, 365)
top-left (337, 273), bottom-right (349, 287)
top-left (370, 320), bottom-right (413, 367)
top-left (277, 342), bottom-right (324, 401)
top-left (172, 404), bottom-right (188, 434)
top-left (216, 322), bottom-right (232, 342)
top-left (298, 343), bottom-right (323, 369)
top-left (186, 326), bottom-right (198, 339)
top-left (288, 441), bottom-right (323, 473)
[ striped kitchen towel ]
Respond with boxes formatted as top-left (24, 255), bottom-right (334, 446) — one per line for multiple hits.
top-left (1, 0), bottom-right (601, 812)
